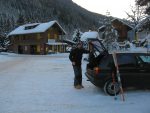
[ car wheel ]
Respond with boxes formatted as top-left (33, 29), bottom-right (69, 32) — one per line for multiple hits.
top-left (103, 79), bottom-right (120, 96)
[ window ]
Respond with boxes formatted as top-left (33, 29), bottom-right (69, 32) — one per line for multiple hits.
top-left (18, 36), bottom-right (22, 42)
top-left (37, 45), bottom-right (40, 52)
top-left (37, 34), bottom-right (41, 40)
top-left (24, 46), bottom-right (28, 51)
top-left (24, 24), bottom-right (39, 30)
top-left (99, 55), bottom-right (113, 68)
top-left (23, 35), bottom-right (26, 41)
top-left (49, 45), bottom-right (52, 50)
top-left (139, 56), bottom-right (150, 63)
top-left (91, 40), bottom-right (105, 57)
top-left (54, 34), bottom-right (57, 39)
top-left (48, 33), bottom-right (51, 39)
top-left (117, 54), bottom-right (136, 65)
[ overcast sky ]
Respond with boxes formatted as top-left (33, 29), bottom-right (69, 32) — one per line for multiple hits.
top-left (72, 0), bottom-right (135, 19)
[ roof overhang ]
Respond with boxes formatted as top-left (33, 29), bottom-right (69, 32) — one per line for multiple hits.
top-left (111, 18), bottom-right (133, 31)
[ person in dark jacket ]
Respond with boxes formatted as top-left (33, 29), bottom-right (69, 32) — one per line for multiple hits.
top-left (69, 42), bottom-right (90, 89)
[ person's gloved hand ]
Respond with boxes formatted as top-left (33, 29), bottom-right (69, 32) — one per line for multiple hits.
top-left (72, 62), bottom-right (75, 65)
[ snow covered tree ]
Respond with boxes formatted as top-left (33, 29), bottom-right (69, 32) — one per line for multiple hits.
top-left (0, 35), bottom-right (10, 50)
top-left (126, 3), bottom-right (147, 42)
top-left (136, 0), bottom-right (150, 15)
top-left (134, 0), bottom-right (150, 32)
top-left (102, 24), bottom-right (119, 51)
top-left (0, 35), bottom-right (10, 49)
top-left (72, 29), bottom-right (82, 43)
top-left (99, 11), bottom-right (119, 51)
top-left (126, 5), bottom-right (147, 27)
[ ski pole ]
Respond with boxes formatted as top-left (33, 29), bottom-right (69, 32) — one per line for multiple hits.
top-left (112, 72), bottom-right (117, 100)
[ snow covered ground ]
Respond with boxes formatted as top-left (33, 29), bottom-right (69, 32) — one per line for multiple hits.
top-left (0, 53), bottom-right (150, 113)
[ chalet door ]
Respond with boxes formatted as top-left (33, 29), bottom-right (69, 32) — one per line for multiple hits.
top-left (30, 45), bottom-right (37, 54)
top-left (18, 45), bottom-right (23, 54)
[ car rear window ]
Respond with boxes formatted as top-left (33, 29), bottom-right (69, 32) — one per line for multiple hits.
top-left (90, 40), bottom-right (106, 56)
top-left (99, 55), bottom-right (113, 68)
top-left (139, 56), bottom-right (150, 63)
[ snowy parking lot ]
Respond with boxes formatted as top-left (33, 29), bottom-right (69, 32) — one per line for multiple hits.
top-left (0, 53), bottom-right (150, 113)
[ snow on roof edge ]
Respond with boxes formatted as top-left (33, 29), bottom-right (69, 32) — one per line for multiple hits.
top-left (7, 20), bottom-right (66, 37)
top-left (111, 18), bottom-right (133, 29)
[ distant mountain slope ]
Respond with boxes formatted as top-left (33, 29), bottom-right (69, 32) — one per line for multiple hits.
top-left (0, 0), bottom-right (108, 36)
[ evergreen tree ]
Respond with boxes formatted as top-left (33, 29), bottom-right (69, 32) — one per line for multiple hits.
top-left (0, 35), bottom-right (10, 51)
top-left (102, 24), bottom-right (119, 51)
top-left (72, 29), bottom-right (82, 42)
top-left (16, 14), bottom-right (25, 26)
top-left (10, 16), bottom-right (15, 29)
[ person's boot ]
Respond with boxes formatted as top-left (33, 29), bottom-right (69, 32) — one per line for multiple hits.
top-left (80, 85), bottom-right (84, 88)
top-left (74, 85), bottom-right (82, 89)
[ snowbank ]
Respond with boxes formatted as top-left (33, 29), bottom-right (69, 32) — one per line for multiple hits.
top-left (0, 52), bottom-right (18, 62)
top-left (0, 53), bottom-right (150, 113)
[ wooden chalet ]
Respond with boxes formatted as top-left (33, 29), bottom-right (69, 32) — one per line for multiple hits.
top-left (111, 19), bottom-right (133, 42)
top-left (8, 20), bottom-right (67, 54)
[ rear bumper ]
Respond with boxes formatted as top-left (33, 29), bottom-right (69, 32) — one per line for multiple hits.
top-left (85, 72), bottom-right (104, 87)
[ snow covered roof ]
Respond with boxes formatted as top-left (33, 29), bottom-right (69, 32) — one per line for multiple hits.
top-left (111, 18), bottom-right (133, 30)
top-left (98, 25), bottom-right (106, 32)
top-left (8, 20), bottom-right (66, 36)
top-left (80, 31), bottom-right (99, 41)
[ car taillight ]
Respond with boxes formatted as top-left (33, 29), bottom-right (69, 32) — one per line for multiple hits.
top-left (94, 67), bottom-right (101, 75)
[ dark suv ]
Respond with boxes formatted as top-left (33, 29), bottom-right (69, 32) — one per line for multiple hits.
top-left (85, 40), bottom-right (150, 96)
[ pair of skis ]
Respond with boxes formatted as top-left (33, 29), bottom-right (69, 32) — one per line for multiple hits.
top-left (112, 52), bottom-right (125, 101)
